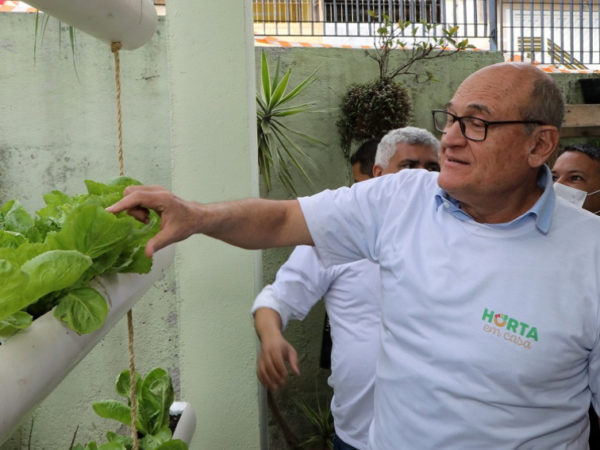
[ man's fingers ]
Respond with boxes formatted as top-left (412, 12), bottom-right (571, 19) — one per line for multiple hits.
top-left (106, 187), bottom-right (166, 215)
top-left (258, 353), bottom-right (281, 390)
top-left (287, 346), bottom-right (300, 376)
top-left (145, 232), bottom-right (172, 258)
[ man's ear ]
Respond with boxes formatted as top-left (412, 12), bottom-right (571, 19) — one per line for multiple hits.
top-left (528, 125), bottom-right (560, 168)
top-left (372, 164), bottom-right (383, 178)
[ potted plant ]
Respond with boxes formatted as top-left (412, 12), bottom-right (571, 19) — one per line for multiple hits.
top-left (337, 15), bottom-right (474, 160)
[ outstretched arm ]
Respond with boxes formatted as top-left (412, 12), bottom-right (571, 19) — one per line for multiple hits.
top-left (254, 307), bottom-right (300, 390)
top-left (107, 185), bottom-right (313, 256)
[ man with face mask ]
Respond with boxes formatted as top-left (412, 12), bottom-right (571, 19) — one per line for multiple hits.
top-left (552, 143), bottom-right (600, 448)
top-left (552, 143), bottom-right (600, 215)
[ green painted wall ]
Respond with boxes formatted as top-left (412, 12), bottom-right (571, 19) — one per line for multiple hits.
top-left (166, 0), bottom-right (262, 448)
top-left (0, 12), bottom-right (178, 450)
top-left (0, 7), bottom-right (595, 450)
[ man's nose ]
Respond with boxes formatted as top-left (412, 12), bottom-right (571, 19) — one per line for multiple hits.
top-left (440, 121), bottom-right (467, 147)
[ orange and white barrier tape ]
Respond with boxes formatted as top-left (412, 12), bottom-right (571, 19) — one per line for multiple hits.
top-left (0, 1), bottom-right (36, 12)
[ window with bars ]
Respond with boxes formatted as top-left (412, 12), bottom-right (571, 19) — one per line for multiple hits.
top-left (253, 1), bottom-right (315, 22)
top-left (323, 0), bottom-right (442, 24)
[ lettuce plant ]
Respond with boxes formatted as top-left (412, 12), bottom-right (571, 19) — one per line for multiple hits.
top-left (0, 177), bottom-right (160, 336)
top-left (73, 368), bottom-right (188, 450)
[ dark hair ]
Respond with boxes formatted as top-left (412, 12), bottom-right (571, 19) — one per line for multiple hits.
top-left (558, 143), bottom-right (600, 162)
top-left (521, 72), bottom-right (565, 134)
top-left (350, 139), bottom-right (380, 178)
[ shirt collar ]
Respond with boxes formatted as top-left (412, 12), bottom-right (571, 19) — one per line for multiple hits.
top-left (434, 165), bottom-right (555, 234)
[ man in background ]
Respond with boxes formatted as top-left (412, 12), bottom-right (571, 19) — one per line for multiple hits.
top-left (552, 143), bottom-right (600, 215)
top-left (552, 142), bottom-right (600, 448)
top-left (253, 127), bottom-right (440, 450)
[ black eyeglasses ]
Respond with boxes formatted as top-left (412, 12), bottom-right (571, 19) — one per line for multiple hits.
top-left (432, 110), bottom-right (546, 142)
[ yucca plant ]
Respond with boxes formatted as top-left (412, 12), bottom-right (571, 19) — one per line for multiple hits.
top-left (256, 50), bottom-right (324, 196)
top-left (289, 391), bottom-right (334, 450)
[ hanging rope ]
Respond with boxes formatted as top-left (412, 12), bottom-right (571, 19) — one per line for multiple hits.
top-left (111, 41), bottom-right (125, 177)
top-left (112, 41), bottom-right (138, 450)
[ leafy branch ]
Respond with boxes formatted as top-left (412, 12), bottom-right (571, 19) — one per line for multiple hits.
top-left (257, 51), bottom-right (325, 196)
top-left (365, 12), bottom-right (475, 83)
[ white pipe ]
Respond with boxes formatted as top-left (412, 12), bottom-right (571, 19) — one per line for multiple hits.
top-left (171, 401), bottom-right (197, 446)
top-left (24, 0), bottom-right (158, 50)
top-left (0, 245), bottom-right (176, 444)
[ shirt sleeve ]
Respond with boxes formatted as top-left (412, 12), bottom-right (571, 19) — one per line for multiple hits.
top-left (251, 246), bottom-right (338, 329)
top-left (298, 173), bottom-right (402, 268)
top-left (588, 313), bottom-right (600, 414)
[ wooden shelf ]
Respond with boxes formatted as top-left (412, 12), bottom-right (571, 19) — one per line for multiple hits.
top-left (561, 104), bottom-right (600, 138)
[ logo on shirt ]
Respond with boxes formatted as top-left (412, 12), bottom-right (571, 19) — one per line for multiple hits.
top-left (481, 308), bottom-right (538, 349)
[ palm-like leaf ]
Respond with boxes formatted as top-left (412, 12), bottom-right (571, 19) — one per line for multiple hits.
top-left (256, 50), bottom-right (323, 196)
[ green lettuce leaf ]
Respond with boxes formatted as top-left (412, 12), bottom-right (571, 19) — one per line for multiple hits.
top-left (106, 432), bottom-right (133, 449)
top-left (154, 440), bottom-right (188, 450)
top-left (115, 370), bottom-right (143, 401)
top-left (21, 250), bottom-right (92, 304)
top-left (0, 231), bottom-right (27, 249)
top-left (140, 426), bottom-right (172, 450)
top-left (46, 205), bottom-right (133, 259)
top-left (0, 260), bottom-right (30, 322)
top-left (93, 400), bottom-right (133, 427)
top-left (3, 200), bottom-right (34, 235)
top-left (53, 287), bottom-right (109, 335)
top-left (140, 368), bottom-right (174, 436)
top-left (0, 311), bottom-right (33, 336)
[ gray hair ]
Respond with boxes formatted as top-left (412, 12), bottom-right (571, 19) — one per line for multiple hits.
top-left (521, 73), bottom-right (565, 134)
top-left (375, 127), bottom-right (440, 169)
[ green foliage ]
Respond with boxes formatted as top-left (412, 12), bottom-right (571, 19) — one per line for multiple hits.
top-left (0, 177), bottom-right (160, 336)
top-left (367, 13), bottom-right (475, 83)
top-left (289, 391), bottom-right (334, 450)
top-left (34, 11), bottom-right (78, 76)
top-left (337, 14), bottom-right (474, 159)
top-left (337, 79), bottom-right (412, 159)
top-left (257, 50), bottom-right (324, 196)
top-left (83, 368), bottom-right (188, 450)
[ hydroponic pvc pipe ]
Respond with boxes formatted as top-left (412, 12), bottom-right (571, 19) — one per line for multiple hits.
top-left (171, 401), bottom-right (197, 446)
top-left (0, 245), bottom-right (175, 444)
top-left (24, 0), bottom-right (158, 50)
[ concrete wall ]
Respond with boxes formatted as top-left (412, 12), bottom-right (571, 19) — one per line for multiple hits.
top-left (166, 0), bottom-right (262, 449)
top-left (0, 12), bottom-right (179, 450)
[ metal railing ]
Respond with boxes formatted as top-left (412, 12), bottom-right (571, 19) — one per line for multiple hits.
top-left (253, 0), bottom-right (600, 68)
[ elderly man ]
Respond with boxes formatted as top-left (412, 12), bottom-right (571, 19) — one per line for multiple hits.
top-left (109, 63), bottom-right (600, 449)
top-left (253, 127), bottom-right (440, 450)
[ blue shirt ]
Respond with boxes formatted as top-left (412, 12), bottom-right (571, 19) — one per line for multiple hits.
top-left (299, 166), bottom-right (600, 450)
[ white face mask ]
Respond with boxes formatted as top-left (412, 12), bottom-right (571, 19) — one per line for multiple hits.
top-left (553, 182), bottom-right (600, 213)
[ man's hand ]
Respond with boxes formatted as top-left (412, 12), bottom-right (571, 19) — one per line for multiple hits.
top-left (255, 308), bottom-right (300, 390)
top-left (107, 185), bottom-right (201, 257)
top-left (107, 185), bottom-right (313, 257)
top-left (258, 332), bottom-right (300, 391)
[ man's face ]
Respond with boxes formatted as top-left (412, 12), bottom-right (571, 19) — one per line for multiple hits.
top-left (374, 143), bottom-right (439, 177)
top-left (352, 162), bottom-right (372, 183)
top-left (437, 65), bottom-right (540, 205)
top-left (552, 151), bottom-right (600, 214)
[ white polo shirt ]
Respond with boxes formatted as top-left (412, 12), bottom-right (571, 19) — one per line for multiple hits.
top-left (298, 166), bottom-right (600, 450)
top-left (253, 246), bottom-right (381, 450)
